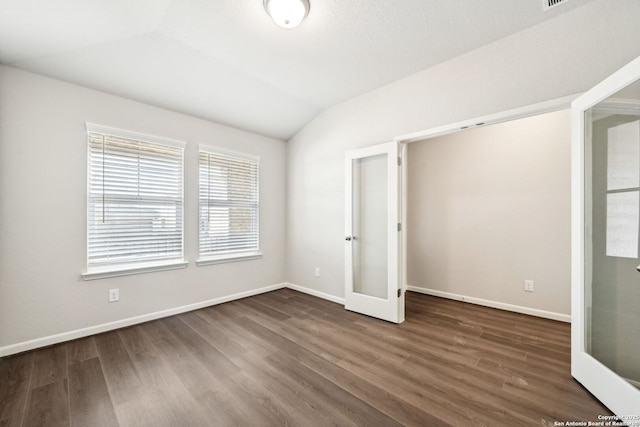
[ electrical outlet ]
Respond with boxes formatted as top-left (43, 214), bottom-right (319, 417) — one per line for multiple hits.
top-left (524, 280), bottom-right (534, 292)
top-left (315, 267), bottom-right (320, 278)
top-left (109, 288), bottom-right (119, 302)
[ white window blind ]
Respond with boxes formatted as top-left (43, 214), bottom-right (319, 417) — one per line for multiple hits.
top-left (199, 147), bottom-right (260, 260)
top-left (86, 124), bottom-right (185, 273)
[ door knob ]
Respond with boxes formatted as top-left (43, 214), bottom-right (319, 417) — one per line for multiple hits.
top-left (636, 265), bottom-right (640, 272)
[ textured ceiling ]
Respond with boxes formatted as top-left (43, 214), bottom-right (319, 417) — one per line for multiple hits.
top-left (0, 0), bottom-right (595, 140)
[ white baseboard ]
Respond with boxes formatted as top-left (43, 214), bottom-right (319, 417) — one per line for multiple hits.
top-left (1, 283), bottom-right (569, 357)
top-left (285, 282), bottom-right (345, 305)
top-left (0, 282), bottom-right (287, 357)
top-left (407, 286), bottom-right (571, 323)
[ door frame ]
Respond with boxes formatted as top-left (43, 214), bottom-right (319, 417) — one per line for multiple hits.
top-left (571, 56), bottom-right (640, 415)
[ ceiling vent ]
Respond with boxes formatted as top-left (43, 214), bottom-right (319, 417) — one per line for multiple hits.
top-left (542, 0), bottom-right (570, 11)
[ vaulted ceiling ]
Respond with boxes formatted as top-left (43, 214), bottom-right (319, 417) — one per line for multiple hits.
top-left (0, 0), bottom-right (595, 140)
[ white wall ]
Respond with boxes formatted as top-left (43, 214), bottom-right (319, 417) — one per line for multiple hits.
top-left (286, 0), bottom-right (640, 307)
top-left (0, 65), bottom-right (287, 352)
top-left (408, 110), bottom-right (571, 316)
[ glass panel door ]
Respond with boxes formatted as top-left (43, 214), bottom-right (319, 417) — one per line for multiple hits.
top-left (345, 141), bottom-right (404, 323)
top-left (572, 56), bottom-right (640, 415)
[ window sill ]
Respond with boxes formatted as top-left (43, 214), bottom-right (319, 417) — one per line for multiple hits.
top-left (196, 252), bottom-right (263, 266)
top-left (82, 260), bottom-right (189, 281)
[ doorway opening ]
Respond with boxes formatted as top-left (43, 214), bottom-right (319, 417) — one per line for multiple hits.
top-left (398, 96), bottom-right (575, 322)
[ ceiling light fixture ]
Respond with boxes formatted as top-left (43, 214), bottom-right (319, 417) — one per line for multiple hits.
top-left (263, 0), bottom-right (310, 29)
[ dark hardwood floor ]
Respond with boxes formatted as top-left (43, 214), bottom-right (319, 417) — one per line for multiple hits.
top-left (1, 289), bottom-right (612, 426)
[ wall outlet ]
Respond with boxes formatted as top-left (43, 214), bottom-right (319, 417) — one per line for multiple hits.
top-left (109, 288), bottom-right (119, 302)
top-left (314, 267), bottom-right (320, 278)
top-left (524, 280), bottom-right (534, 292)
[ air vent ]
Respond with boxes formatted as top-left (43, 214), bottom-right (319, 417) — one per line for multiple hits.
top-left (542, 0), bottom-right (570, 11)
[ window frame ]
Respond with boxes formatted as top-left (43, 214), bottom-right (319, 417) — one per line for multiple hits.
top-left (197, 145), bottom-right (262, 266)
top-left (82, 123), bottom-right (188, 280)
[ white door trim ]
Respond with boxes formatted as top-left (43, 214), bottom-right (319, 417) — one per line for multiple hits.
top-left (395, 94), bottom-right (577, 144)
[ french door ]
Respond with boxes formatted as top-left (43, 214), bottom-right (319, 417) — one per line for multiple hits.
top-left (572, 56), bottom-right (640, 414)
top-left (345, 141), bottom-right (405, 323)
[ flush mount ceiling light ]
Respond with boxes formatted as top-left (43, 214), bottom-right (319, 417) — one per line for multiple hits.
top-left (263, 0), bottom-right (310, 29)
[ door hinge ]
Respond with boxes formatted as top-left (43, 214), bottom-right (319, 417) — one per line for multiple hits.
top-left (397, 288), bottom-right (402, 298)
top-left (397, 157), bottom-right (402, 166)
top-left (397, 223), bottom-right (401, 232)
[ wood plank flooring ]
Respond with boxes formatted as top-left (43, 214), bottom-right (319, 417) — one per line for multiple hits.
top-left (0, 289), bottom-right (612, 426)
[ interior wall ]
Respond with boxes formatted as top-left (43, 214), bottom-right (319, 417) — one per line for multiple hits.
top-left (0, 65), bottom-right (287, 351)
top-left (286, 0), bottom-right (640, 306)
top-left (407, 110), bottom-right (571, 315)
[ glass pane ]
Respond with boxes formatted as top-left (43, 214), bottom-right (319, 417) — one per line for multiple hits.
top-left (606, 192), bottom-right (639, 258)
top-left (586, 78), bottom-right (640, 389)
top-left (607, 120), bottom-right (640, 190)
top-left (352, 153), bottom-right (388, 299)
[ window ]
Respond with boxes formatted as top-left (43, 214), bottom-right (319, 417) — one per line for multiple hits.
top-left (84, 124), bottom-right (187, 279)
top-left (198, 146), bottom-right (261, 264)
